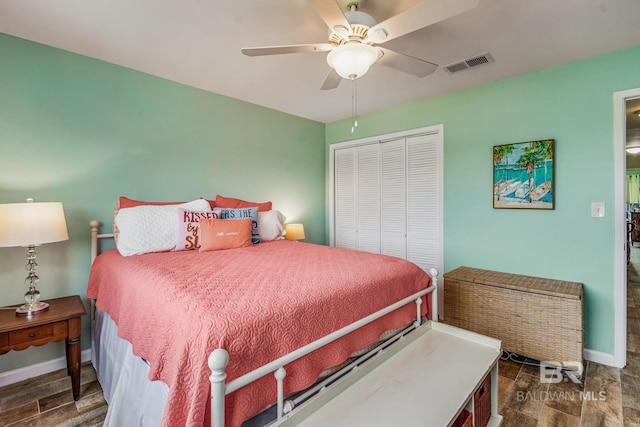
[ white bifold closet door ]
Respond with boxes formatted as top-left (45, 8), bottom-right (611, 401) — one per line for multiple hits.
top-left (331, 126), bottom-right (444, 316)
top-left (406, 134), bottom-right (440, 272)
top-left (334, 144), bottom-right (382, 252)
top-left (380, 139), bottom-right (407, 259)
top-left (356, 144), bottom-right (381, 253)
top-left (332, 131), bottom-right (441, 274)
top-left (334, 148), bottom-right (357, 249)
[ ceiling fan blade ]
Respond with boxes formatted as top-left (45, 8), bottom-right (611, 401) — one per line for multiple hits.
top-left (320, 68), bottom-right (342, 90)
top-left (370, 0), bottom-right (480, 43)
top-left (377, 48), bottom-right (438, 77)
top-left (310, 0), bottom-right (352, 33)
top-left (242, 44), bottom-right (333, 57)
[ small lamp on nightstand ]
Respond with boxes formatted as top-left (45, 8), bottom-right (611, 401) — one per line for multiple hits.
top-left (0, 199), bottom-right (69, 316)
top-left (284, 223), bottom-right (305, 241)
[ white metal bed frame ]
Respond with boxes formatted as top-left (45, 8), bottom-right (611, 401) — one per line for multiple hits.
top-left (89, 220), bottom-right (439, 427)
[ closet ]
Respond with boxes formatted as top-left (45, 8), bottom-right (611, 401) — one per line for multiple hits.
top-left (329, 125), bottom-right (444, 310)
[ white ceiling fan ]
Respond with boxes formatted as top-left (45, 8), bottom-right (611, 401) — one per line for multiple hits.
top-left (242, 0), bottom-right (480, 90)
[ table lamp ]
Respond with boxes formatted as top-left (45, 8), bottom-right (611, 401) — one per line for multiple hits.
top-left (284, 223), bottom-right (305, 241)
top-left (0, 199), bottom-right (69, 316)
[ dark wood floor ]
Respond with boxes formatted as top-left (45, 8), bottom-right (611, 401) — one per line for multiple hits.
top-left (493, 247), bottom-right (640, 426)
top-left (0, 362), bottom-right (106, 426)
top-left (1, 251), bottom-right (639, 426)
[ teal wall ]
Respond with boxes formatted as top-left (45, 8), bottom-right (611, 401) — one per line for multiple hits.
top-left (326, 45), bottom-right (640, 356)
top-left (1, 29), bottom-right (638, 373)
top-left (0, 34), bottom-right (326, 372)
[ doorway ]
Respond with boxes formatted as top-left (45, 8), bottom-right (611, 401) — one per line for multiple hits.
top-left (614, 89), bottom-right (640, 368)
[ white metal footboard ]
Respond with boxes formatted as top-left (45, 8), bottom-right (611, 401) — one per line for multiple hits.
top-left (208, 269), bottom-right (438, 427)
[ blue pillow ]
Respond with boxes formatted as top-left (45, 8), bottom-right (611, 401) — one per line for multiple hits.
top-left (213, 206), bottom-right (260, 244)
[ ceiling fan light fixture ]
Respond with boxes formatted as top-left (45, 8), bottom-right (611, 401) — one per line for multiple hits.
top-left (626, 145), bottom-right (640, 154)
top-left (327, 43), bottom-right (378, 79)
top-left (368, 28), bottom-right (388, 43)
top-left (344, 10), bottom-right (376, 27)
top-left (333, 25), bottom-right (350, 37)
top-left (628, 129), bottom-right (640, 153)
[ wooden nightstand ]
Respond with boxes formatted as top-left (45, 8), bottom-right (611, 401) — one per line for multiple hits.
top-left (0, 295), bottom-right (87, 400)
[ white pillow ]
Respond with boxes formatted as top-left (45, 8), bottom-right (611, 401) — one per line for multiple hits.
top-left (115, 199), bottom-right (211, 256)
top-left (258, 210), bottom-right (286, 241)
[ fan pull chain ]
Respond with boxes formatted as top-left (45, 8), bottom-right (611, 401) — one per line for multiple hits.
top-left (351, 75), bottom-right (358, 133)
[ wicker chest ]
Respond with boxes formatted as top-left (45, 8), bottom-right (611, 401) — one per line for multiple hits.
top-left (443, 267), bottom-right (583, 368)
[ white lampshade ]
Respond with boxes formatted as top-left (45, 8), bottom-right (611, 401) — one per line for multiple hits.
top-left (285, 223), bottom-right (305, 241)
top-left (0, 201), bottom-right (69, 247)
top-left (326, 43), bottom-right (379, 80)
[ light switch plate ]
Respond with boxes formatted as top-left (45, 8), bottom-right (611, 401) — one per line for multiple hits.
top-left (591, 202), bottom-right (605, 218)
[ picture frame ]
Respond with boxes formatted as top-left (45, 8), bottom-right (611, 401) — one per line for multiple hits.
top-left (493, 139), bottom-right (554, 209)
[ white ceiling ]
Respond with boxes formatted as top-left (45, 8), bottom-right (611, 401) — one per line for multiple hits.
top-left (1, 0), bottom-right (639, 123)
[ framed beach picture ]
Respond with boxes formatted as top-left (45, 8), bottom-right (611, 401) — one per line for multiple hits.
top-left (493, 139), bottom-right (554, 209)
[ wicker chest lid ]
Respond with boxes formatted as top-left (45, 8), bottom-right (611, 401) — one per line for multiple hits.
top-left (444, 266), bottom-right (583, 300)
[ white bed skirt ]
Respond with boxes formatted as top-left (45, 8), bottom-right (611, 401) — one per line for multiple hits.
top-left (91, 309), bottom-right (418, 426)
top-left (92, 308), bottom-right (169, 426)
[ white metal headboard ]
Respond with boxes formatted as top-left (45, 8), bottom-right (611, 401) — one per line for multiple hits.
top-left (89, 220), bottom-right (114, 335)
top-left (90, 220), bottom-right (114, 264)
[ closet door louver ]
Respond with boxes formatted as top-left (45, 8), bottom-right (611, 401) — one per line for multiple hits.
top-left (356, 144), bottom-right (381, 254)
top-left (334, 148), bottom-right (357, 249)
top-left (380, 139), bottom-right (407, 258)
top-left (407, 134), bottom-right (440, 272)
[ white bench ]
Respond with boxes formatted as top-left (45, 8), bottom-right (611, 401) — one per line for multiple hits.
top-left (274, 321), bottom-right (502, 427)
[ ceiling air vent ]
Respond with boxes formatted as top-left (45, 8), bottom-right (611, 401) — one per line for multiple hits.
top-left (444, 52), bottom-right (494, 74)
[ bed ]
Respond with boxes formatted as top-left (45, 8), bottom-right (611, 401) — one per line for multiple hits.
top-left (87, 197), bottom-right (438, 427)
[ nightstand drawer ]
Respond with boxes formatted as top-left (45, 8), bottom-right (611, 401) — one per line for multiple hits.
top-left (9, 321), bottom-right (67, 345)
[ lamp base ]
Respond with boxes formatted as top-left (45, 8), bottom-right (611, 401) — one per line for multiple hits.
top-left (16, 301), bottom-right (49, 317)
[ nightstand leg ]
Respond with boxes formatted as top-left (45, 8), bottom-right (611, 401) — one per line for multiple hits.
top-left (67, 316), bottom-right (83, 401)
top-left (67, 336), bottom-right (81, 400)
top-left (65, 340), bottom-right (70, 375)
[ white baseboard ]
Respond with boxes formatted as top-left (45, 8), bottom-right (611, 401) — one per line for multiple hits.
top-left (584, 348), bottom-right (621, 368)
top-left (0, 349), bottom-right (92, 387)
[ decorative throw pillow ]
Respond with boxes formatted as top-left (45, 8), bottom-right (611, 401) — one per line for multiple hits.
top-left (176, 209), bottom-right (219, 251)
top-left (257, 210), bottom-right (286, 241)
top-left (118, 196), bottom-right (215, 209)
top-left (115, 198), bottom-right (211, 256)
top-left (214, 207), bottom-right (260, 244)
top-left (199, 218), bottom-right (253, 252)
top-left (118, 197), bottom-right (185, 209)
top-left (114, 197), bottom-right (215, 241)
top-left (214, 195), bottom-right (272, 212)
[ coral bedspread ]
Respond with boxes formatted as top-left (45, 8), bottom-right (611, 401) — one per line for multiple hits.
top-left (86, 240), bottom-right (432, 427)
